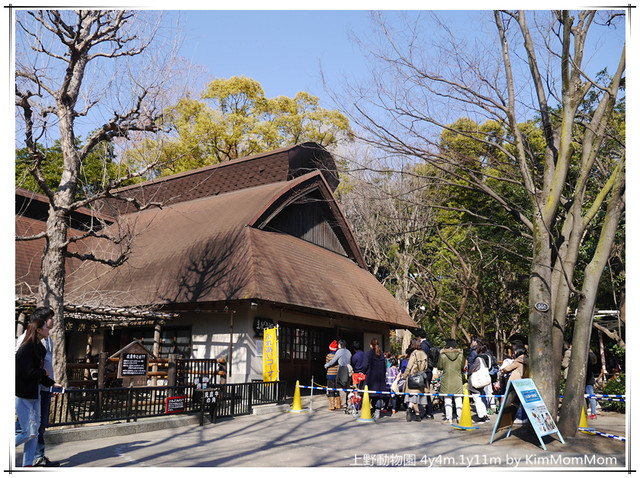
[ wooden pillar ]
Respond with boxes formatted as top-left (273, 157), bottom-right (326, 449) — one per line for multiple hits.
top-left (152, 323), bottom-right (161, 386)
top-left (98, 352), bottom-right (108, 389)
top-left (84, 332), bottom-right (94, 380)
top-left (167, 353), bottom-right (177, 389)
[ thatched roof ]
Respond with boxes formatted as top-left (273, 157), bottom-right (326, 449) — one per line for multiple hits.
top-left (68, 166), bottom-right (415, 328)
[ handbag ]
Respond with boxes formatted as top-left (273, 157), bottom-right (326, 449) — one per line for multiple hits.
top-left (470, 357), bottom-right (491, 389)
top-left (391, 373), bottom-right (402, 394)
top-left (407, 371), bottom-right (427, 389)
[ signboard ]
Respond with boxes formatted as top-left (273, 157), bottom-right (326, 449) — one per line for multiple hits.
top-left (202, 389), bottom-right (218, 405)
top-left (165, 395), bottom-right (186, 414)
top-left (121, 353), bottom-right (149, 376)
top-left (262, 327), bottom-right (279, 382)
top-left (490, 378), bottom-right (564, 450)
top-left (253, 317), bottom-right (275, 337)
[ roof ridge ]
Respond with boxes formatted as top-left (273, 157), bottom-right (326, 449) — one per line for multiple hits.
top-left (111, 142), bottom-right (320, 194)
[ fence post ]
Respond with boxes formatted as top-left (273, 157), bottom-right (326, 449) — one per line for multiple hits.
top-left (126, 386), bottom-right (133, 423)
top-left (98, 352), bottom-right (108, 389)
top-left (248, 382), bottom-right (253, 415)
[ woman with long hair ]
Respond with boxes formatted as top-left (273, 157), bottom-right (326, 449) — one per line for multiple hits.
top-left (401, 338), bottom-right (429, 422)
top-left (15, 317), bottom-right (61, 467)
top-left (363, 338), bottom-right (387, 419)
top-left (467, 341), bottom-right (491, 422)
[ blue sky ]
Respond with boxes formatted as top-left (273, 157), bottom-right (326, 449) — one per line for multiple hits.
top-left (172, 10), bottom-right (626, 109)
top-left (177, 10), bottom-right (372, 101)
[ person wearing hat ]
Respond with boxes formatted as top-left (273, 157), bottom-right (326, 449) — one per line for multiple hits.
top-left (325, 341), bottom-right (340, 410)
top-left (324, 339), bottom-right (352, 410)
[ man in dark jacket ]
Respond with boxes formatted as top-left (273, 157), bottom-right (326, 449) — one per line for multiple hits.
top-left (350, 341), bottom-right (368, 389)
top-left (416, 330), bottom-right (434, 419)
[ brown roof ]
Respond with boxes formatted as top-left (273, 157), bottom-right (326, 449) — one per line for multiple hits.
top-left (68, 174), bottom-right (414, 328)
top-left (99, 142), bottom-right (340, 216)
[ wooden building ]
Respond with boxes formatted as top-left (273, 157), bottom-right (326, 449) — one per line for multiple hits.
top-left (16, 143), bottom-right (415, 387)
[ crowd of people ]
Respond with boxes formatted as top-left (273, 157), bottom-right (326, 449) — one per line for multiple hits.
top-left (323, 330), bottom-right (530, 424)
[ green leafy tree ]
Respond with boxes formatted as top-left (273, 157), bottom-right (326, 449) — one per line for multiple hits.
top-left (344, 11), bottom-right (624, 436)
top-left (15, 139), bottom-right (134, 198)
top-left (127, 76), bottom-right (352, 175)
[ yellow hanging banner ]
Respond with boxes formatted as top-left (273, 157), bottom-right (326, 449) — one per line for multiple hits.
top-left (262, 327), bottom-right (279, 382)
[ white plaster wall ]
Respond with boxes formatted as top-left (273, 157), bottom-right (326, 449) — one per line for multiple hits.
top-left (173, 303), bottom-right (393, 384)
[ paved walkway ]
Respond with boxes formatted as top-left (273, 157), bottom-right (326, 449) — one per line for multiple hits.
top-left (16, 399), bottom-right (627, 468)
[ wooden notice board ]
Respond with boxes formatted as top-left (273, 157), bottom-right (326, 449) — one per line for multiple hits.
top-left (109, 340), bottom-right (155, 387)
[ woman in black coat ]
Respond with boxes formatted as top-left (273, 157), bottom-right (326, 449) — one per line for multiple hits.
top-left (15, 317), bottom-right (61, 467)
top-left (364, 338), bottom-right (387, 419)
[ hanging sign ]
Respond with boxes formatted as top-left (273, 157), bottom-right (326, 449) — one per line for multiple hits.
top-left (489, 378), bottom-right (564, 450)
top-left (262, 326), bottom-right (279, 382)
top-left (254, 317), bottom-right (275, 337)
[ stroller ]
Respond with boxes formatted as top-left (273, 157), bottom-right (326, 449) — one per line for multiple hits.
top-left (345, 373), bottom-right (366, 416)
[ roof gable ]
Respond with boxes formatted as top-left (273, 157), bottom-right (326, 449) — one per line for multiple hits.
top-left (250, 172), bottom-right (366, 268)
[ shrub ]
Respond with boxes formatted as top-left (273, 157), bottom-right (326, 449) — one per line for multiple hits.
top-left (600, 373), bottom-right (625, 413)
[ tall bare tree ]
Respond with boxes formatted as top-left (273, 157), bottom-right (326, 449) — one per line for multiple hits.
top-left (15, 10), bottom-right (183, 385)
top-left (342, 10), bottom-right (625, 436)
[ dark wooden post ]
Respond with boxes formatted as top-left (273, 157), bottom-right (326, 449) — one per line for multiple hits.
top-left (167, 353), bottom-right (178, 399)
top-left (84, 332), bottom-right (94, 380)
top-left (96, 352), bottom-right (108, 421)
top-left (98, 352), bottom-right (108, 389)
top-left (168, 354), bottom-right (177, 387)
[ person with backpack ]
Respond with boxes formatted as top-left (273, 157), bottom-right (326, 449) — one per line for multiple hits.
top-left (467, 341), bottom-right (491, 423)
top-left (401, 338), bottom-right (429, 422)
top-left (416, 330), bottom-right (435, 419)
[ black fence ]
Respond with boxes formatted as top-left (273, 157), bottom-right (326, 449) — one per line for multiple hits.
top-left (48, 381), bottom-right (286, 427)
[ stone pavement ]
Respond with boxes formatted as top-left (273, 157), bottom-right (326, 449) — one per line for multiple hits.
top-left (15, 397), bottom-right (627, 468)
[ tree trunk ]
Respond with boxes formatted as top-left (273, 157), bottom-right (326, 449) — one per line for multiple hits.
top-left (39, 205), bottom-right (71, 386)
top-left (558, 182), bottom-right (624, 437)
top-left (528, 222), bottom-right (558, 415)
